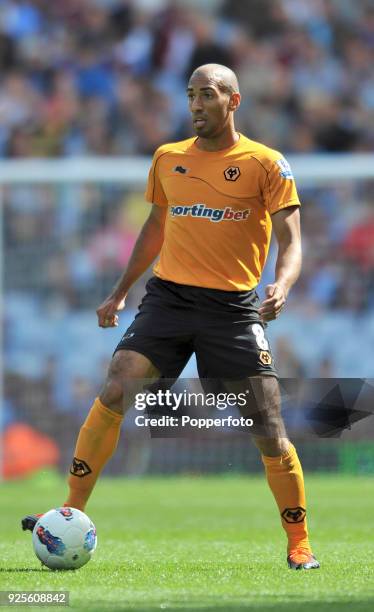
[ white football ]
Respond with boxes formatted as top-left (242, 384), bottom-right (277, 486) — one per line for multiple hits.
top-left (32, 507), bottom-right (97, 570)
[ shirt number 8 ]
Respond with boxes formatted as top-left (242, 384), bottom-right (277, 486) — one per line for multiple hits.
top-left (252, 323), bottom-right (269, 350)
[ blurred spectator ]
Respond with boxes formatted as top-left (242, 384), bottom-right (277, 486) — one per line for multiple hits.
top-left (343, 210), bottom-right (374, 271)
top-left (0, 30), bottom-right (17, 72)
top-left (274, 336), bottom-right (306, 378)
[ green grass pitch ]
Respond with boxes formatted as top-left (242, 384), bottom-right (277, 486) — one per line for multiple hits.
top-left (0, 474), bottom-right (373, 611)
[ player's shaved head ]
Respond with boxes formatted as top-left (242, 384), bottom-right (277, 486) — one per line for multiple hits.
top-left (188, 63), bottom-right (240, 95)
top-left (187, 63), bottom-right (241, 145)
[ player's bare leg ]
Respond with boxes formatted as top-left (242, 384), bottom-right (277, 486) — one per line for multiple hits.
top-left (234, 375), bottom-right (319, 570)
top-left (22, 350), bottom-right (159, 531)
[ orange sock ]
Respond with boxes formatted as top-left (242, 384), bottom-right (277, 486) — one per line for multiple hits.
top-left (262, 443), bottom-right (311, 553)
top-left (65, 397), bottom-right (123, 511)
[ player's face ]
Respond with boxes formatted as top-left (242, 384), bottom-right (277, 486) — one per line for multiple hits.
top-left (187, 76), bottom-right (235, 139)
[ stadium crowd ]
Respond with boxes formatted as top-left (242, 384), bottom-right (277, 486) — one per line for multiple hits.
top-left (0, 0), bottom-right (373, 157)
top-left (2, 0), bottom-right (374, 439)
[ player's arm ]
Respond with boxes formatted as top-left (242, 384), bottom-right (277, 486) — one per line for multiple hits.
top-left (259, 206), bottom-right (301, 322)
top-left (96, 204), bottom-right (167, 327)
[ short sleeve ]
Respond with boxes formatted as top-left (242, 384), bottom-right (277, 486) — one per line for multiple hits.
top-left (264, 156), bottom-right (300, 215)
top-left (144, 149), bottom-right (169, 207)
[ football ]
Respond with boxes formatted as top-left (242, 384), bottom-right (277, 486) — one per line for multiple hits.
top-left (32, 507), bottom-right (97, 570)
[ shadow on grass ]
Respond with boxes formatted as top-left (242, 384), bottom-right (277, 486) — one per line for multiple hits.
top-left (0, 568), bottom-right (46, 573)
top-left (0, 567), bottom-right (75, 573)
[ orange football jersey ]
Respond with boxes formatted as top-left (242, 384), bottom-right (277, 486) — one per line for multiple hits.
top-left (145, 134), bottom-right (300, 291)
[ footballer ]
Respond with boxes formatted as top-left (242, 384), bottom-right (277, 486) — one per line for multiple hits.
top-left (22, 64), bottom-right (319, 570)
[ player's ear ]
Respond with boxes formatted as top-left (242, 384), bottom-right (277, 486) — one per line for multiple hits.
top-left (228, 92), bottom-right (241, 112)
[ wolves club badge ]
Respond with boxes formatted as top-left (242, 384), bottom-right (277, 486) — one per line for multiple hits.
top-left (224, 166), bottom-right (240, 181)
top-left (70, 457), bottom-right (92, 478)
top-left (281, 507), bottom-right (306, 523)
top-left (259, 350), bottom-right (272, 365)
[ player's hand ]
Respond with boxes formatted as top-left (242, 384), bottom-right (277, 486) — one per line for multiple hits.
top-left (96, 294), bottom-right (126, 328)
top-left (259, 283), bottom-right (287, 321)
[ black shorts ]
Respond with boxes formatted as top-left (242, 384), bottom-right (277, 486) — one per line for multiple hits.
top-left (114, 276), bottom-right (277, 380)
